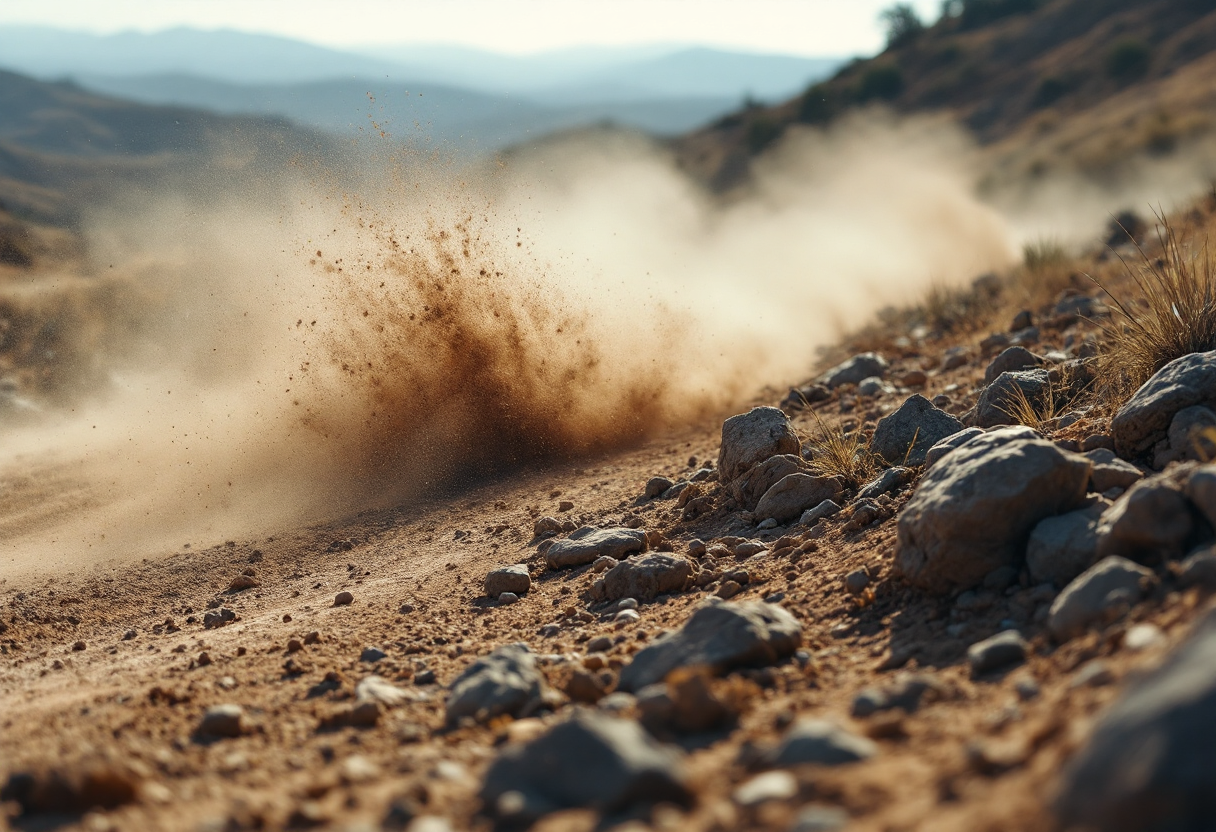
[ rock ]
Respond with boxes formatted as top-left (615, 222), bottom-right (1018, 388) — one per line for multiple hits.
top-left (1184, 464), bottom-right (1216, 529)
top-left (485, 565), bottom-right (531, 597)
top-left (857, 376), bottom-right (891, 396)
top-left (356, 676), bottom-right (418, 707)
top-left (716, 580), bottom-right (743, 600)
top-left (1, 764), bottom-right (139, 814)
top-left (1163, 405), bottom-right (1216, 465)
top-left (203, 608), bottom-right (237, 629)
top-left (360, 646), bottom-right (388, 662)
top-left (984, 346), bottom-right (1044, 385)
top-left (819, 352), bottom-right (888, 388)
top-left (1095, 477), bottom-right (1194, 563)
top-left (1055, 608), bottom-right (1216, 832)
top-left (1085, 448), bottom-right (1144, 492)
top-left (900, 369), bottom-right (928, 387)
top-left (857, 466), bottom-right (914, 500)
top-left (1010, 310), bottom-right (1033, 332)
top-left (533, 516), bottom-right (562, 538)
top-left (198, 704), bottom-right (245, 738)
top-left (895, 427), bottom-right (1092, 592)
top-left (733, 771), bottom-right (797, 806)
top-left (923, 427), bottom-right (983, 468)
top-left (1111, 351), bottom-right (1216, 458)
top-left (334, 591), bottom-right (354, 606)
top-left (498, 592), bottom-right (519, 605)
top-left (871, 395), bottom-right (964, 466)
top-left (755, 473), bottom-right (843, 524)
top-left (595, 554), bottom-right (692, 603)
top-left (618, 601), bottom-right (801, 693)
top-left (799, 499), bottom-right (841, 526)
top-left (592, 556), bottom-right (618, 574)
top-left (228, 573), bottom-right (261, 591)
top-left (967, 630), bottom-right (1029, 676)
top-left (1124, 623), bottom-right (1166, 651)
top-left (1178, 548), bottom-right (1216, 591)
top-left (762, 719), bottom-right (877, 767)
top-left (479, 709), bottom-right (690, 822)
top-left (717, 407), bottom-right (801, 483)
top-left (1048, 557), bottom-right (1155, 641)
top-left (644, 476), bottom-right (675, 499)
top-left (586, 636), bottom-right (613, 653)
top-left (974, 369), bottom-right (1050, 428)
top-left (1082, 433), bottom-right (1116, 452)
top-left (545, 527), bottom-right (647, 569)
top-left (790, 806), bottom-right (850, 832)
top-left (1026, 501), bottom-right (1108, 586)
top-left (565, 670), bottom-right (612, 704)
top-left (445, 644), bottom-right (547, 725)
top-left (941, 346), bottom-right (970, 370)
top-left (844, 569), bottom-right (870, 595)
top-left (615, 609), bottom-right (641, 628)
top-left (1071, 660), bottom-right (1116, 688)
top-left (729, 454), bottom-right (807, 510)
top-left (851, 673), bottom-right (942, 717)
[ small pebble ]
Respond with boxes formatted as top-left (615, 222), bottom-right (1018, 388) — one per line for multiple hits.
top-left (967, 630), bottom-right (1029, 677)
top-left (72, 640), bottom-right (86, 652)
top-left (498, 592), bottom-right (519, 605)
top-left (617, 598), bottom-right (638, 611)
top-left (198, 704), bottom-right (244, 738)
top-left (360, 646), bottom-right (388, 662)
top-left (614, 609), bottom-right (640, 628)
top-left (1124, 623), bottom-right (1166, 651)
top-left (586, 636), bottom-right (613, 653)
top-left (732, 770), bottom-right (797, 807)
top-left (334, 591), bottom-right (354, 606)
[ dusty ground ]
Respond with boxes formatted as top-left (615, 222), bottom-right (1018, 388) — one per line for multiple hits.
top-left (0, 223), bottom-right (1212, 832)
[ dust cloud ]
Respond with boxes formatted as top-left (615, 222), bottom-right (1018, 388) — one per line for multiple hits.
top-left (0, 114), bottom-right (1022, 570)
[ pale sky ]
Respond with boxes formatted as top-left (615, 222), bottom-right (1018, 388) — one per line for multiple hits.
top-left (0, 0), bottom-right (944, 56)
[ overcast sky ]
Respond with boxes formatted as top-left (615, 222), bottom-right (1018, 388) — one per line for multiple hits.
top-left (0, 0), bottom-right (944, 56)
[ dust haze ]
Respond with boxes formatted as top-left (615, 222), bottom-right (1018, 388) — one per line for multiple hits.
top-left (1, 111), bottom-right (1191, 572)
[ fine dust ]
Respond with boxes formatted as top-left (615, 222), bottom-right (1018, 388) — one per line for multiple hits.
top-left (0, 113), bottom-right (1126, 572)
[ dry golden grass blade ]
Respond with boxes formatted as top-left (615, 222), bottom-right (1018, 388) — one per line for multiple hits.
top-left (994, 364), bottom-right (1088, 432)
top-left (805, 410), bottom-right (877, 488)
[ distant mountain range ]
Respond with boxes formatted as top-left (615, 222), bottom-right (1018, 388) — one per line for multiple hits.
top-left (0, 26), bottom-right (844, 150)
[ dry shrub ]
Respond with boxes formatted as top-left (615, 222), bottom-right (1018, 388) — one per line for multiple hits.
top-left (996, 365), bottom-right (1088, 432)
top-left (805, 411), bottom-right (877, 488)
top-left (1094, 214), bottom-right (1216, 408)
top-left (1014, 237), bottom-right (1077, 305)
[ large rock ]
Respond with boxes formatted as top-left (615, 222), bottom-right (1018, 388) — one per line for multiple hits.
top-left (485, 565), bottom-right (531, 598)
top-left (983, 346), bottom-right (1045, 385)
top-left (1085, 448), bottom-right (1144, 492)
top-left (618, 601), bottom-right (801, 693)
top-left (1095, 477), bottom-right (1194, 564)
top-left (870, 395), bottom-right (964, 466)
top-left (755, 473), bottom-right (843, 524)
top-left (974, 369), bottom-right (1050, 428)
top-left (729, 454), bottom-right (807, 511)
top-left (1048, 557), bottom-right (1155, 641)
top-left (924, 427), bottom-right (984, 469)
top-left (546, 527), bottom-right (647, 569)
top-left (819, 352), bottom-right (888, 388)
top-left (717, 407), bottom-right (801, 484)
top-left (446, 644), bottom-right (547, 725)
top-left (1111, 350), bottom-right (1216, 459)
top-left (1026, 501), bottom-right (1107, 586)
top-left (479, 709), bottom-right (690, 823)
top-left (1055, 608), bottom-right (1216, 831)
top-left (895, 427), bottom-right (1092, 592)
top-left (594, 554), bottom-right (692, 602)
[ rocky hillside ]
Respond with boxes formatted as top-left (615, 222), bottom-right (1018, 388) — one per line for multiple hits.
top-left (676, 0), bottom-right (1216, 190)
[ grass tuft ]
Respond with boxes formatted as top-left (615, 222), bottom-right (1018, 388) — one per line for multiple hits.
top-left (804, 410), bottom-right (877, 488)
top-left (995, 365), bottom-right (1087, 432)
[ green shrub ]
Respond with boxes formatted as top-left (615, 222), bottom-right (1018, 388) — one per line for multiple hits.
top-left (959, 0), bottom-right (1038, 29)
top-left (880, 3), bottom-right (925, 49)
top-left (1107, 39), bottom-right (1151, 82)
top-left (858, 65), bottom-right (905, 101)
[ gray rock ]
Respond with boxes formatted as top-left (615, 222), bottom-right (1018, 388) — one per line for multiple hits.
top-left (1026, 501), bottom-right (1108, 586)
top-left (479, 708), bottom-right (690, 822)
top-left (857, 466), bottom-right (914, 500)
top-left (763, 719), bottom-right (877, 767)
top-left (799, 499), bottom-right (841, 526)
top-left (717, 407), bottom-right (801, 484)
top-left (198, 704), bottom-right (244, 738)
top-left (851, 673), bottom-right (942, 717)
top-left (1095, 478), bottom-right (1194, 563)
top-left (941, 346), bottom-right (970, 371)
top-left (498, 592), bottom-right (520, 605)
top-left (844, 569), bottom-right (870, 595)
top-left (546, 527), bottom-right (647, 569)
top-left (1111, 350), bottom-right (1216, 458)
top-left (644, 476), bottom-right (675, 499)
top-left (1048, 557), bottom-right (1155, 641)
top-left (1184, 464), bottom-right (1216, 529)
top-left (595, 554), bottom-right (692, 603)
top-left (974, 369), bottom-right (1050, 428)
top-left (755, 473), bottom-right (843, 524)
top-left (1166, 405), bottom-right (1216, 464)
top-left (1055, 608), bottom-right (1216, 832)
top-left (733, 770), bottom-right (797, 806)
top-left (790, 806), bottom-right (850, 832)
top-left (923, 427), bottom-right (984, 469)
top-left (445, 643), bottom-right (547, 725)
top-left (729, 454), bottom-right (807, 510)
top-left (485, 565), bottom-right (531, 597)
top-left (618, 601), bottom-right (801, 693)
top-left (1178, 548), bottom-right (1216, 591)
top-left (820, 352), bottom-right (888, 388)
top-left (871, 395), bottom-right (964, 466)
top-left (895, 427), bottom-right (1092, 592)
top-left (1085, 448), bottom-right (1144, 492)
top-left (360, 646), bottom-right (388, 662)
top-left (355, 675), bottom-right (418, 707)
top-left (967, 630), bottom-right (1029, 676)
top-left (533, 516), bottom-right (562, 538)
top-left (984, 346), bottom-right (1045, 385)
top-left (857, 376), bottom-right (891, 397)
top-left (661, 481), bottom-right (690, 500)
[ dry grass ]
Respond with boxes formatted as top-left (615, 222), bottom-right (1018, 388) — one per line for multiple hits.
top-left (995, 365), bottom-right (1088, 432)
top-left (804, 410), bottom-right (877, 488)
top-left (1013, 237), bottom-right (1078, 305)
top-left (1093, 213), bottom-right (1216, 408)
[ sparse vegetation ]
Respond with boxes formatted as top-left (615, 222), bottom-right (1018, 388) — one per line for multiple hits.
top-left (1107, 39), bottom-right (1151, 82)
top-left (805, 411), bottom-right (877, 488)
top-left (996, 365), bottom-right (1087, 431)
top-left (958, 0), bottom-right (1039, 29)
top-left (858, 65), bottom-right (905, 102)
top-left (880, 4), bottom-right (925, 50)
top-left (1015, 237), bottom-right (1077, 303)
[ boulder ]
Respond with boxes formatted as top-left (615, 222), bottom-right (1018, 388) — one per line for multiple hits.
top-left (717, 407), bottom-right (801, 484)
top-left (871, 395), bottom-right (964, 466)
top-left (594, 554), bottom-right (692, 603)
top-left (755, 473), bottom-right (843, 524)
top-left (479, 709), bottom-right (690, 823)
top-left (546, 527), bottom-right (647, 569)
top-left (895, 427), bottom-right (1092, 592)
top-left (983, 346), bottom-right (1045, 385)
top-left (485, 565), bottom-right (531, 598)
top-left (1085, 448), bottom-right (1144, 492)
top-left (1026, 501), bottom-right (1107, 586)
top-left (974, 369), bottom-right (1050, 428)
top-left (729, 454), bottom-right (807, 510)
top-left (1048, 557), bottom-right (1155, 641)
top-left (819, 352), bottom-right (888, 388)
top-left (762, 719), bottom-right (877, 767)
top-left (923, 427), bottom-right (984, 469)
top-left (446, 643), bottom-right (547, 725)
top-left (1095, 477), bottom-right (1194, 564)
top-left (1055, 608), bottom-right (1216, 832)
top-left (618, 601), bottom-right (801, 693)
top-left (1111, 350), bottom-right (1216, 459)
